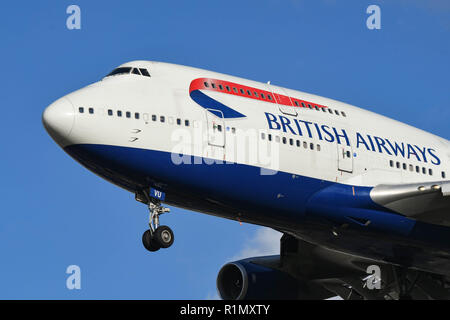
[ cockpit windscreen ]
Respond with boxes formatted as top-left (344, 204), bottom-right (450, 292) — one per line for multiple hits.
top-left (107, 67), bottom-right (132, 77)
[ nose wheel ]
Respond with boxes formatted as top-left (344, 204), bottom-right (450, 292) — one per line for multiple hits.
top-left (142, 197), bottom-right (174, 252)
top-left (142, 230), bottom-right (161, 252)
top-left (154, 225), bottom-right (174, 248)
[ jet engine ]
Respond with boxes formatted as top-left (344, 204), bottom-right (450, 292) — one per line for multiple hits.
top-left (216, 257), bottom-right (300, 300)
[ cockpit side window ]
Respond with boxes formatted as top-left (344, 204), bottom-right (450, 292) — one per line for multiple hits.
top-left (107, 67), bottom-right (132, 77)
top-left (132, 68), bottom-right (141, 75)
top-left (139, 68), bottom-right (151, 77)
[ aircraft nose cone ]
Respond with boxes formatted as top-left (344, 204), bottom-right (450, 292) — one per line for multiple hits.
top-left (42, 97), bottom-right (75, 146)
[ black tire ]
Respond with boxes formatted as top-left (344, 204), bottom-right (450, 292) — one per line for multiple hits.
top-left (142, 230), bottom-right (161, 252)
top-left (154, 226), bottom-right (174, 248)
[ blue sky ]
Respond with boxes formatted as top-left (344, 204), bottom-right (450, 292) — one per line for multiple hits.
top-left (0, 0), bottom-right (448, 299)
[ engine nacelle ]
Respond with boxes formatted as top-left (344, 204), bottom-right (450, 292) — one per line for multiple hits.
top-left (216, 257), bottom-right (300, 300)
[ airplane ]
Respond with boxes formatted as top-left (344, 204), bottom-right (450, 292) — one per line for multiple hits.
top-left (42, 60), bottom-right (450, 300)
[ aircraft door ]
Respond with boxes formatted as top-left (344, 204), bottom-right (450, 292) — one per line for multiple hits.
top-left (205, 109), bottom-right (225, 147)
top-left (265, 83), bottom-right (297, 117)
top-left (338, 144), bottom-right (353, 173)
top-left (143, 113), bottom-right (149, 124)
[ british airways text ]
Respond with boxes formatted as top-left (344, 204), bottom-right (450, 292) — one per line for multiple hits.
top-left (265, 112), bottom-right (441, 165)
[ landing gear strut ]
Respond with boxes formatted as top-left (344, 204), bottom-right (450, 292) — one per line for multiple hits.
top-left (141, 194), bottom-right (174, 252)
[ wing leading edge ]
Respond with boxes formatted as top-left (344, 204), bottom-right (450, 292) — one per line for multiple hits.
top-left (371, 181), bottom-right (450, 227)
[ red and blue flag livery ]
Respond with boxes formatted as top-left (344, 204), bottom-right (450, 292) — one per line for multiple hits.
top-left (189, 77), bottom-right (328, 118)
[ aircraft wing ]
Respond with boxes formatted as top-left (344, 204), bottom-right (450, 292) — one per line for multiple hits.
top-left (371, 180), bottom-right (450, 227)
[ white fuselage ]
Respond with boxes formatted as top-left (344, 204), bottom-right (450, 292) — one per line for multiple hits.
top-left (48, 60), bottom-right (449, 189)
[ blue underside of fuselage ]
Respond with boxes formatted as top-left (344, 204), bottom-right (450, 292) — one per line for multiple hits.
top-left (64, 143), bottom-right (450, 273)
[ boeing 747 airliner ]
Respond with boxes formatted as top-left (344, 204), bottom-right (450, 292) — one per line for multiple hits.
top-left (43, 61), bottom-right (450, 300)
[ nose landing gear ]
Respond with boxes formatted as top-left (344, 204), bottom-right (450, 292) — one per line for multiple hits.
top-left (141, 191), bottom-right (174, 252)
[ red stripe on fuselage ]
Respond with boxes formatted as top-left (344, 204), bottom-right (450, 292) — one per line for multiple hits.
top-left (189, 78), bottom-right (328, 109)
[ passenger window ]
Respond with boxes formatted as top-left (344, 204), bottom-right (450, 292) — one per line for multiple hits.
top-left (303, 142), bottom-right (308, 149)
top-left (79, 107), bottom-right (84, 113)
top-left (226, 86), bottom-right (230, 92)
top-left (294, 101), bottom-right (299, 107)
top-left (268, 95), bottom-right (273, 101)
top-left (152, 115), bottom-right (156, 121)
top-left (185, 120), bottom-right (189, 126)
top-left (328, 109), bottom-right (333, 114)
top-left (282, 137), bottom-right (287, 144)
top-left (310, 143), bottom-right (314, 150)
top-left (240, 89), bottom-right (245, 94)
top-left (219, 84), bottom-right (223, 90)
top-left (126, 111), bottom-right (131, 118)
top-left (403, 163), bottom-right (407, 170)
top-left (176, 118), bottom-right (181, 125)
top-left (317, 144), bottom-right (321, 151)
top-left (211, 83), bottom-right (216, 89)
top-left (422, 167), bottom-right (426, 174)
top-left (275, 136), bottom-right (280, 143)
top-left (289, 138), bottom-right (293, 146)
top-left (261, 133), bottom-right (265, 140)
top-left (268, 134), bottom-right (272, 141)
top-left (218, 125), bottom-right (222, 132)
top-left (135, 113), bottom-right (140, 119)
top-left (301, 102), bottom-right (306, 108)
top-left (322, 108), bottom-right (326, 112)
top-left (232, 127), bottom-right (236, 134)
top-left (117, 110), bottom-right (122, 117)
top-left (416, 166), bottom-right (420, 173)
top-left (335, 110), bottom-right (340, 116)
top-left (341, 111), bottom-right (347, 117)
top-left (108, 109), bottom-right (113, 116)
top-left (442, 172), bottom-right (446, 179)
top-left (160, 116), bottom-right (165, 122)
top-left (261, 93), bottom-right (265, 99)
top-left (204, 82), bottom-right (209, 88)
top-left (429, 169), bottom-right (433, 176)
top-left (254, 92), bottom-right (258, 98)
top-left (89, 108), bottom-right (94, 114)
top-left (139, 68), bottom-right (151, 77)
top-left (296, 140), bottom-right (300, 147)
top-left (396, 162), bottom-right (400, 169)
top-left (247, 90), bottom-right (252, 96)
top-left (233, 87), bottom-right (238, 93)
top-left (346, 151), bottom-right (351, 158)
top-left (390, 160), bottom-right (394, 167)
top-left (409, 164), bottom-right (414, 172)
